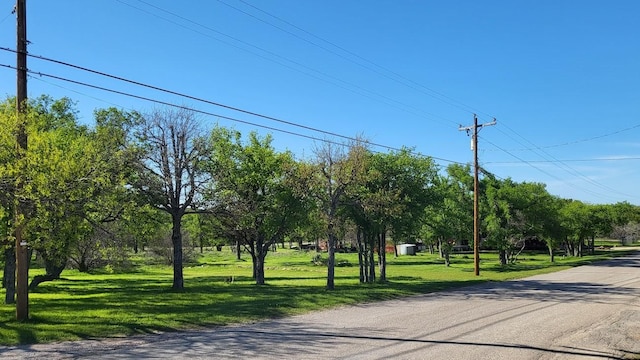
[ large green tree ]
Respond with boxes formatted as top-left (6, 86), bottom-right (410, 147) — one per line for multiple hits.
top-left (422, 170), bottom-right (472, 266)
top-left (0, 97), bottom-right (139, 297)
top-left (484, 177), bottom-right (556, 265)
top-left (207, 128), bottom-right (312, 285)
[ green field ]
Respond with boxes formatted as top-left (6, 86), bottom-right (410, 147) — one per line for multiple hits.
top-left (0, 247), bottom-right (635, 346)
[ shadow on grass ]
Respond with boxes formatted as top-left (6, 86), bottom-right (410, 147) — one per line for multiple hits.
top-left (2, 250), bottom-right (637, 346)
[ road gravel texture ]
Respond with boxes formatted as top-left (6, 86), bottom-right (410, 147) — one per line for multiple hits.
top-left (2, 252), bottom-right (639, 359)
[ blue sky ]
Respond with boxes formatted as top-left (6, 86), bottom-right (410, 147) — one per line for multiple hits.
top-left (0, 0), bottom-right (638, 205)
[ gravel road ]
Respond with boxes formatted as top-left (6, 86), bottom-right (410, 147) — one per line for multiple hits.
top-left (2, 252), bottom-right (639, 359)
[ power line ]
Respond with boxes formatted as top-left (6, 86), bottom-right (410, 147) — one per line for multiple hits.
top-left (486, 157), bottom-right (640, 164)
top-left (112, 0), bottom-right (459, 128)
top-left (496, 123), bottom-right (634, 199)
top-left (0, 47), bottom-right (360, 143)
top-left (480, 137), bottom-right (626, 202)
top-left (0, 47), bottom-right (461, 145)
top-left (0, 62), bottom-right (463, 165)
top-left (485, 122), bottom-right (640, 152)
top-left (217, 0), bottom-right (491, 119)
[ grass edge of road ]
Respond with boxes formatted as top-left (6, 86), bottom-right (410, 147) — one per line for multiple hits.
top-left (0, 246), bottom-right (638, 346)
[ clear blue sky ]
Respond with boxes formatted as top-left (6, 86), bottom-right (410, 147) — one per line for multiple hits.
top-left (0, 0), bottom-right (638, 205)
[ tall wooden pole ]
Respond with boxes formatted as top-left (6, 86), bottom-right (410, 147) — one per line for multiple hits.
top-left (16, 0), bottom-right (29, 321)
top-left (459, 115), bottom-right (496, 277)
top-left (472, 115), bottom-right (480, 276)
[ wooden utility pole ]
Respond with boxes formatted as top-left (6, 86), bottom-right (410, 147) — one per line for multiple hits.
top-left (15, 0), bottom-right (29, 321)
top-left (459, 114), bottom-right (496, 276)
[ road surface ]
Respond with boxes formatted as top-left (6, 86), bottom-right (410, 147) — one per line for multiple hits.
top-left (2, 252), bottom-right (639, 359)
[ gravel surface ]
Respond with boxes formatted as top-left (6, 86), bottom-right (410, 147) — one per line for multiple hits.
top-left (2, 252), bottom-right (639, 359)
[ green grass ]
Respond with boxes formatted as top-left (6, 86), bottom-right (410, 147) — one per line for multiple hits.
top-left (0, 247), bottom-right (635, 345)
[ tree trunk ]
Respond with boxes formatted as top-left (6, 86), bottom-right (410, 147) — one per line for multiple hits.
top-left (4, 247), bottom-right (16, 304)
top-left (171, 213), bottom-right (184, 290)
top-left (378, 232), bottom-right (387, 282)
top-left (236, 239), bottom-right (241, 260)
top-left (326, 232), bottom-right (336, 290)
top-left (368, 232), bottom-right (376, 283)
top-left (357, 227), bottom-right (364, 283)
top-left (444, 251), bottom-right (451, 267)
top-left (548, 244), bottom-right (555, 263)
top-left (438, 238), bottom-right (444, 258)
top-left (255, 252), bottom-right (266, 285)
top-left (499, 249), bottom-right (507, 266)
top-left (368, 248), bottom-right (376, 283)
top-left (29, 257), bottom-right (65, 289)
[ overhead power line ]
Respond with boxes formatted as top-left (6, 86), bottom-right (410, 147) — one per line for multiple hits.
top-left (486, 157), bottom-right (640, 164)
top-left (214, 0), bottom-right (491, 119)
top-left (0, 47), bottom-right (462, 157)
top-left (112, 0), bottom-right (459, 128)
top-left (0, 62), bottom-right (463, 165)
top-left (486, 122), bottom-right (640, 152)
top-left (0, 47), bottom-right (363, 142)
top-left (480, 137), bottom-right (624, 202)
top-left (495, 124), bottom-right (634, 199)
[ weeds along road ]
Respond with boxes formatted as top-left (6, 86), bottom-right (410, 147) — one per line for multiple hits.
top-left (2, 252), bottom-right (640, 360)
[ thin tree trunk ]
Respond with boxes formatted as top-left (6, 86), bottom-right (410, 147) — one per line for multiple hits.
top-left (499, 249), bottom-right (507, 266)
top-left (357, 227), bottom-right (364, 283)
top-left (326, 232), bottom-right (336, 290)
top-left (378, 232), bottom-right (387, 282)
top-left (4, 247), bottom-right (15, 304)
top-left (549, 244), bottom-right (555, 262)
top-left (171, 213), bottom-right (184, 290)
top-left (236, 239), bottom-right (241, 260)
top-left (368, 232), bottom-right (376, 283)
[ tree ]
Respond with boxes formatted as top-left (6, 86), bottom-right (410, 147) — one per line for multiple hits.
top-left (27, 105), bottom-right (139, 288)
top-left (484, 176), bottom-right (556, 265)
top-left (131, 107), bottom-right (210, 289)
top-left (422, 172), bottom-right (470, 266)
top-left (0, 97), bottom-right (139, 294)
top-left (362, 150), bottom-right (437, 280)
top-left (559, 200), bottom-right (591, 257)
top-left (313, 140), bottom-right (368, 289)
top-left (207, 128), bottom-right (311, 285)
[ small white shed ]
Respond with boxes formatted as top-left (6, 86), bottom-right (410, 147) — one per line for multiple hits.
top-left (398, 244), bottom-right (416, 255)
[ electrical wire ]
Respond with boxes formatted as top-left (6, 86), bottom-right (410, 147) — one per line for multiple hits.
top-left (486, 157), bottom-right (640, 164)
top-left (113, 0), bottom-right (459, 129)
top-left (480, 136), bottom-right (632, 202)
top-left (215, 0), bottom-right (490, 119)
top-left (487, 122), bottom-right (640, 152)
top-left (496, 123), bottom-right (635, 198)
top-left (0, 47), bottom-right (461, 148)
top-left (0, 62), bottom-right (463, 165)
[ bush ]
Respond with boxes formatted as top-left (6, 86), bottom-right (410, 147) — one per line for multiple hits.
top-left (68, 227), bottom-right (131, 273)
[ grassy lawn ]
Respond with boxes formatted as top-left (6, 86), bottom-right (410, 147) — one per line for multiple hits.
top-left (0, 247), bottom-right (635, 345)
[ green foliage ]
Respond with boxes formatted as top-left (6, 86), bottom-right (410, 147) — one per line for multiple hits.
top-left (207, 128), bottom-right (313, 284)
top-left (0, 98), bottom-right (140, 290)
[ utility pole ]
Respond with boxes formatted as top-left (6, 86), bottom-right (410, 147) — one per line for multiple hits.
top-left (15, 0), bottom-right (29, 321)
top-left (459, 114), bottom-right (496, 276)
